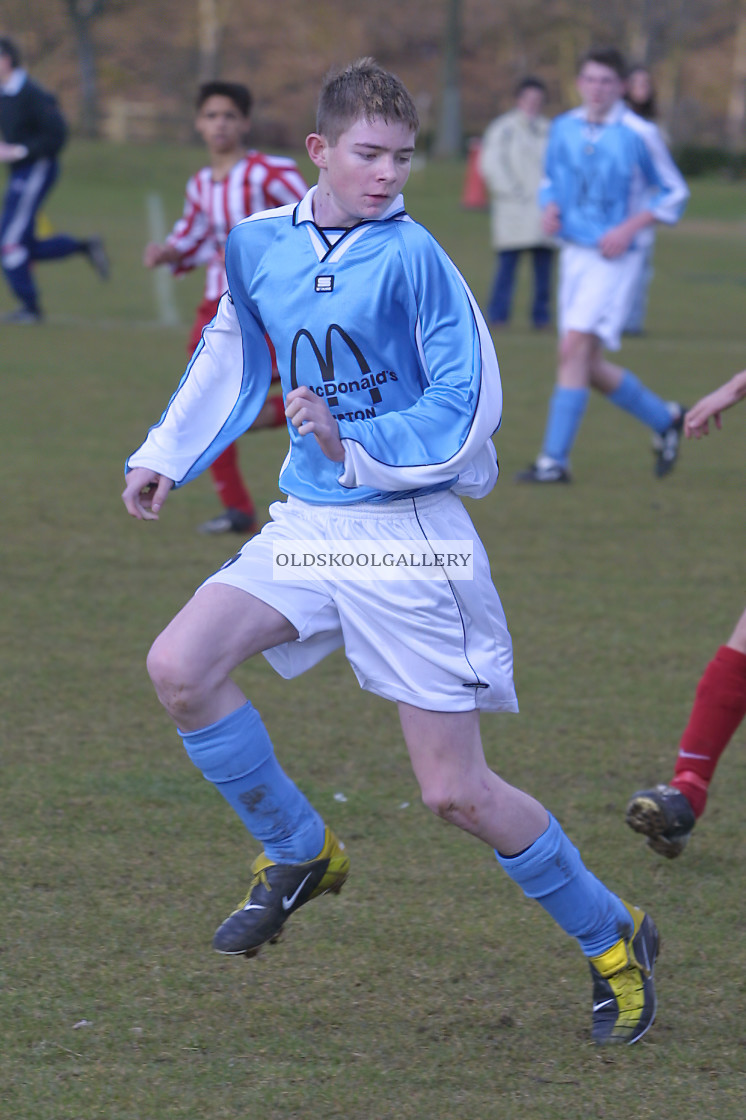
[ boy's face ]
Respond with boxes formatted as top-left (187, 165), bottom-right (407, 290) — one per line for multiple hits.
top-left (195, 94), bottom-right (248, 154)
top-left (306, 117), bottom-right (416, 228)
top-left (516, 86), bottom-right (544, 118)
top-left (576, 61), bottom-right (624, 120)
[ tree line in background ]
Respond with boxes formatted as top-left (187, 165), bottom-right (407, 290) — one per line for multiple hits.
top-left (3, 0), bottom-right (746, 159)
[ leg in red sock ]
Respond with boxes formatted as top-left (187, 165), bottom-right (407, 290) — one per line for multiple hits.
top-left (672, 615), bottom-right (746, 817)
top-left (250, 392), bottom-right (286, 430)
top-left (208, 443), bottom-right (255, 518)
top-left (195, 332), bottom-right (283, 533)
top-left (201, 388), bottom-right (284, 532)
top-left (198, 445), bottom-right (257, 535)
top-left (626, 607), bottom-right (746, 857)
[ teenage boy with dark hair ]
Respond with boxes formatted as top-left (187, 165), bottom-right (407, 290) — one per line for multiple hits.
top-left (516, 47), bottom-right (689, 483)
top-left (144, 80), bottom-right (308, 534)
top-left (0, 36), bottom-right (108, 324)
top-left (124, 58), bottom-right (659, 1047)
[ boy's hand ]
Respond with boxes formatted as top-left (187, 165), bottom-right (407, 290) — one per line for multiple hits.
top-left (542, 202), bottom-right (561, 236)
top-left (598, 218), bottom-right (640, 258)
top-left (599, 211), bottom-right (654, 259)
top-left (122, 468), bottom-right (174, 520)
top-left (0, 142), bottom-right (28, 162)
top-left (685, 371), bottom-right (746, 438)
top-left (143, 242), bottom-right (180, 268)
top-left (685, 393), bottom-right (724, 439)
top-left (286, 386), bottom-right (344, 462)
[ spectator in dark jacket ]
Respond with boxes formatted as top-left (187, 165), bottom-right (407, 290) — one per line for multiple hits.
top-left (0, 36), bottom-right (108, 323)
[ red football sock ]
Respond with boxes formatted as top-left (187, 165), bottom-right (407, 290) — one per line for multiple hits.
top-left (672, 645), bottom-right (746, 818)
top-left (208, 443), bottom-right (255, 516)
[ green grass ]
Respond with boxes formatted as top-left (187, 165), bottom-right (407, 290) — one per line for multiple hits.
top-left (2, 144), bottom-right (746, 1119)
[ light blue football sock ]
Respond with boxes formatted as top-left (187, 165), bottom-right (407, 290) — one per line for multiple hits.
top-left (181, 702), bottom-right (325, 863)
top-left (495, 815), bottom-right (632, 957)
top-left (541, 387), bottom-right (590, 465)
top-left (606, 370), bottom-right (672, 433)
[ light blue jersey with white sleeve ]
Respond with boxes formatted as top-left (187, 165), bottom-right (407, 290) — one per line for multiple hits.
top-left (539, 101), bottom-right (688, 247)
top-left (127, 187), bottom-right (503, 505)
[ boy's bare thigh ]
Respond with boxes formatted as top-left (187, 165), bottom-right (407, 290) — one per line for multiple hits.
top-left (154, 583), bottom-right (299, 683)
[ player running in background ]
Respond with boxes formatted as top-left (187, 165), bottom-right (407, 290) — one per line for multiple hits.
top-left (0, 36), bottom-right (108, 324)
top-left (515, 47), bottom-right (689, 484)
top-left (144, 80), bottom-right (307, 534)
top-left (123, 58), bottom-right (659, 1046)
top-left (627, 369), bottom-right (746, 857)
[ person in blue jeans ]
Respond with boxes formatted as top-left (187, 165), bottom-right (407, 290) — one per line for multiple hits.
top-left (487, 241), bottom-right (553, 329)
top-left (0, 36), bottom-right (108, 323)
top-left (479, 77), bottom-right (555, 329)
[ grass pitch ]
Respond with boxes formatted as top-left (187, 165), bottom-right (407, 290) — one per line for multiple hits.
top-left (1, 144), bottom-right (745, 1119)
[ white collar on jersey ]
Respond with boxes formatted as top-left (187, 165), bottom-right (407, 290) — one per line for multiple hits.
top-left (292, 186), bottom-right (407, 264)
top-left (1, 68), bottom-right (27, 96)
top-left (294, 185), bottom-right (406, 228)
top-left (571, 99), bottom-right (627, 128)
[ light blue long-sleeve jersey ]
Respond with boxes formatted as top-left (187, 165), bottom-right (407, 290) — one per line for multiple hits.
top-left (539, 101), bottom-right (688, 248)
top-left (127, 188), bottom-right (503, 505)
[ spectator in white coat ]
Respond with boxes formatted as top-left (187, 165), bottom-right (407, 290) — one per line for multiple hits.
top-left (479, 77), bottom-right (556, 329)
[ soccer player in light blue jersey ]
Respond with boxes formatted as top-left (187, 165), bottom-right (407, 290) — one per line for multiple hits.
top-left (122, 58), bottom-right (659, 1045)
top-left (516, 47), bottom-right (690, 484)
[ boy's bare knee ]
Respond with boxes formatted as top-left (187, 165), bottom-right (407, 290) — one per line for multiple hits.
top-left (146, 635), bottom-right (171, 690)
top-left (419, 764), bottom-right (502, 831)
top-left (146, 637), bottom-right (201, 715)
top-left (420, 778), bottom-right (466, 822)
top-left (421, 786), bottom-right (488, 836)
top-left (420, 785), bottom-right (447, 819)
top-left (559, 330), bottom-right (592, 364)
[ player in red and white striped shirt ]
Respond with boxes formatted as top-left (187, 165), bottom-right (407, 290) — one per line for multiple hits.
top-left (144, 81), bottom-right (307, 534)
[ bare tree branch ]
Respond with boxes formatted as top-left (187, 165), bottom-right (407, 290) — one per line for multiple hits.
top-left (61, 0), bottom-right (107, 136)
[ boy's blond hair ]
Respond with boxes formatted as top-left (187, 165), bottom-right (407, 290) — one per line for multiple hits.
top-left (316, 57), bottom-right (419, 144)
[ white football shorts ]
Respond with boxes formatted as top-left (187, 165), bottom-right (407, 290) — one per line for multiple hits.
top-left (558, 243), bottom-right (645, 351)
top-left (200, 490), bottom-right (519, 714)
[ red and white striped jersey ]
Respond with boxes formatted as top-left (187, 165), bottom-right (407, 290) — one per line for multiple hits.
top-left (167, 150), bottom-right (308, 300)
